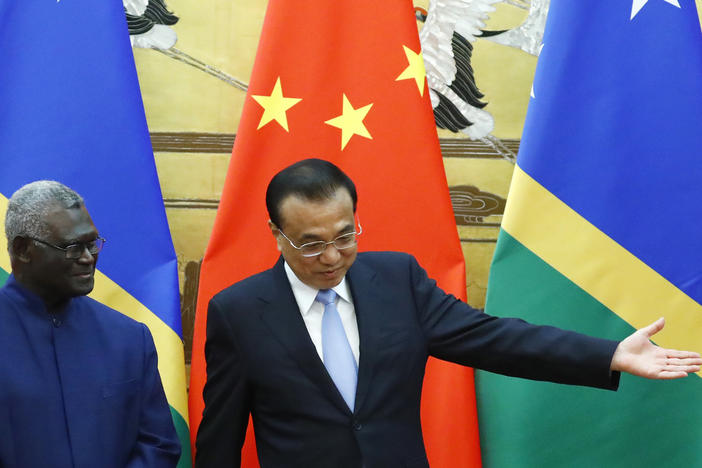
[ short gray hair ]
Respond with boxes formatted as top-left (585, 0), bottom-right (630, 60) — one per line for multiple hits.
top-left (5, 180), bottom-right (84, 242)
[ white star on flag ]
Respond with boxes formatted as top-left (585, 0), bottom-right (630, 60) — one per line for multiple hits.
top-left (631, 0), bottom-right (680, 20)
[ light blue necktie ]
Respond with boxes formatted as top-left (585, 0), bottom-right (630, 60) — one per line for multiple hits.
top-left (317, 289), bottom-right (358, 411)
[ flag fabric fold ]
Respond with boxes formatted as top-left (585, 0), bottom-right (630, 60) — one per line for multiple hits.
top-left (479, 1), bottom-right (702, 466)
top-left (0, 0), bottom-right (190, 465)
top-left (188, 1), bottom-right (481, 466)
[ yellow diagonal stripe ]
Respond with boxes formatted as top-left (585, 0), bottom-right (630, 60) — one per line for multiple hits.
top-left (503, 165), bottom-right (702, 372)
top-left (0, 193), bottom-right (188, 420)
top-left (89, 272), bottom-right (189, 420)
top-left (1, 196), bottom-right (14, 273)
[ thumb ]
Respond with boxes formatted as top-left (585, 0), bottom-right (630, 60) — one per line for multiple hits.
top-left (640, 317), bottom-right (665, 338)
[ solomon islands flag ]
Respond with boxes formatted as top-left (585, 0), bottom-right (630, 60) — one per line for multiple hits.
top-left (0, 0), bottom-right (190, 465)
top-left (476, 0), bottom-right (702, 466)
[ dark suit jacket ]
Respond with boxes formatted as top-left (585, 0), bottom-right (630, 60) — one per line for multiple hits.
top-left (196, 252), bottom-right (619, 468)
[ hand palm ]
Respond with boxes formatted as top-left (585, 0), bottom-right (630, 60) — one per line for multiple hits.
top-left (612, 318), bottom-right (701, 379)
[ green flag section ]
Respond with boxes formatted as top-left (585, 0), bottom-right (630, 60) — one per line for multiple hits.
top-left (0, 267), bottom-right (8, 286)
top-left (478, 231), bottom-right (702, 467)
top-left (171, 409), bottom-right (193, 467)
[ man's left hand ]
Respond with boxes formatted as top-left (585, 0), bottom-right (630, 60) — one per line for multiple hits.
top-left (610, 318), bottom-right (702, 379)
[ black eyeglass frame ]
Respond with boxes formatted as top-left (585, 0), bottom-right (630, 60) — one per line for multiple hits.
top-left (30, 237), bottom-right (106, 260)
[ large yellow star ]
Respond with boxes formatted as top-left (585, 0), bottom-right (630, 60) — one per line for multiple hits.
top-left (396, 45), bottom-right (426, 96)
top-left (251, 77), bottom-right (302, 131)
top-left (324, 94), bottom-right (373, 150)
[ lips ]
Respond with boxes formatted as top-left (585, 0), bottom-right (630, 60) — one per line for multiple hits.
top-left (73, 270), bottom-right (94, 279)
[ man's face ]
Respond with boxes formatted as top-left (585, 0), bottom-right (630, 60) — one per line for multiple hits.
top-left (271, 189), bottom-right (357, 290)
top-left (24, 205), bottom-right (100, 306)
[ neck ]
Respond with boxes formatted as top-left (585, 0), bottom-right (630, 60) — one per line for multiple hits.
top-left (44, 297), bottom-right (70, 315)
top-left (13, 272), bottom-right (70, 313)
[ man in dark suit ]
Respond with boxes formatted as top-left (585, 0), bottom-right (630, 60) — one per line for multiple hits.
top-left (196, 159), bottom-right (700, 468)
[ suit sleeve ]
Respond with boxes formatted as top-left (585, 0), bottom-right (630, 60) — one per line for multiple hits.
top-left (195, 296), bottom-right (252, 467)
top-left (407, 255), bottom-right (620, 390)
top-left (126, 325), bottom-right (181, 468)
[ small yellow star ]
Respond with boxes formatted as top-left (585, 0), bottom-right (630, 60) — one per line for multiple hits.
top-left (324, 94), bottom-right (373, 150)
top-left (251, 77), bottom-right (302, 131)
top-left (396, 45), bottom-right (426, 96)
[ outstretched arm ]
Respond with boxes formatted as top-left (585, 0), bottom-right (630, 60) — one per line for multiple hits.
top-left (610, 318), bottom-right (702, 379)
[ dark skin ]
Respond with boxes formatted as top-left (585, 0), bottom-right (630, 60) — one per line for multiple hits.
top-left (10, 203), bottom-right (100, 313)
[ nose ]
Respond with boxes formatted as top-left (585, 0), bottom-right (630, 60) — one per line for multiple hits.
top-left (76, 245), bottom-right (96, 264)
top-left (318, 243), bottom-right (341, 264)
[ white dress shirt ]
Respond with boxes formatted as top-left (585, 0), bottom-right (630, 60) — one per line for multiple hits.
top-left (284, 262), bottom-right (360, 364)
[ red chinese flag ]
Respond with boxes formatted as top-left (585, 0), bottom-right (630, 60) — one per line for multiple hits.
top-left (189, 1), bottom-right (482, 466)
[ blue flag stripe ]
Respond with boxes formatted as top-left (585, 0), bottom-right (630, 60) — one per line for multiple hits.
top-left (517, 0), bottom-right (702, 305)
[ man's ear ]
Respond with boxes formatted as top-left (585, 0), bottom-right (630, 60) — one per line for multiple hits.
top-left (10, 237), bottom-right (32, 264)
top-left (268, 220), bottom-right (283, 252)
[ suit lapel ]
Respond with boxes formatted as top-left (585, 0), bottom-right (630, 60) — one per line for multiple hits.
top-left (347, 256), bottom-right (388, 414)
top-left (256, 258), bottom-right (352, 415)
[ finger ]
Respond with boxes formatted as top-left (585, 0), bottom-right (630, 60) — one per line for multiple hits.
top-left (662, 355), bottom-right (701, 375)
top-left (657, 371), bottom-right (692, 380)
top-left (665, 350), bottom-right (702, 360)
top-left (665, 362), bottom-right (701, 371)
top-left (665, 357), bottom-right (702, 366)
top-left (641, 317), bottom-right (665, 338)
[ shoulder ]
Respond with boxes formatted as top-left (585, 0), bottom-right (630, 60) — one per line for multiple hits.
top-left (65, 297), bottom-right (156, 363)
top-left (356, 250), bottom-right (414, 265)
top-left (354, 251), bottom-right (442, 299)
top-left (350, 251), bottom-right (427, 288)
top-left (73, 295), bottom-right (148, 335)
top-left (210, 266), bottom-right (277, 307)
top-left (0, 285), bottom-right (13, 307)
top-left (355, 251), bottom-right (420, 273)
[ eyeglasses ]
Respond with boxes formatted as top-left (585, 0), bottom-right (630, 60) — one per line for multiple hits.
top-left (31, 237), bottom-right (106, 260)
top-left (277, 222), bottom-right (362, 257)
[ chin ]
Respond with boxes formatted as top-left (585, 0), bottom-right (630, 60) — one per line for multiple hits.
top-left (70, 279), bottom-right (95, 297)
top-left (317, 278), bottom-right (343, 290)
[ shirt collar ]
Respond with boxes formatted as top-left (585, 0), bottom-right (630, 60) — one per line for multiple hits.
top-left (1, 274), bottom-right (72, 315)
top-left (283, 261), bottom-right (352, 316)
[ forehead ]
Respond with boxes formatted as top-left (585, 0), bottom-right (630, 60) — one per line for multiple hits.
top-left (278, 190), bottom-right (354, 235)
top-left (43, 205), bottom-right (97, 241)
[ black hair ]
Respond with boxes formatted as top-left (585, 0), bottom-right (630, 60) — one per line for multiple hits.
top-left (266, 158), bottom-right (357, 228)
